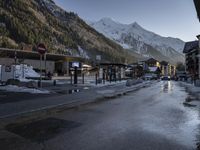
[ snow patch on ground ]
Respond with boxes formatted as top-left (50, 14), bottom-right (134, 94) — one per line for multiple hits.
top-left (15, 64), bottom-right (40, 79)
top-left (97, 90), bottom-right (115, 94)
top-left (179, 82), bottom-right (200, 107)
top-left (119, 42), bottom-right (132, 49)
top-left (0, 85), bottom-right (50, 94)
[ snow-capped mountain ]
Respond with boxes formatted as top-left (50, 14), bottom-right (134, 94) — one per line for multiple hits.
top-left (88, 18), bottom-right (185, 64)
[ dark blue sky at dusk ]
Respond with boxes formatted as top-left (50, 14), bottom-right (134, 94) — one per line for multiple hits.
top-left (54, 0), bottom-right (199, 41)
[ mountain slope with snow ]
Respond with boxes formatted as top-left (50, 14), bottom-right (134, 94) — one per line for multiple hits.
top-left (0, 0), bottom-right (139, 63)
top-left (88, 18), bottom-right (185, 64)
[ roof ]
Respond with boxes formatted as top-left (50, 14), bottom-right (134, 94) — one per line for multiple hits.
top-left (183, 41), bottom-right (199, 53)
top-left (194, 0), bottom-right (200, 22)
top-left (146, 58), bottom-right (159, 63)
top-left (99, 63), bottom-right (126, 67)
top-left (160, 61), bottom-right (168, 66)
top-left (138, 57), bottom-right (151, 62)
top-left (0, 48), bottom-right (83, 62)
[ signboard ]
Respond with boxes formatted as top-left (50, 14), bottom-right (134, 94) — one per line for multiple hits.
top-left (96, 55), bottom-right (101, 61)
top-left (70, 62), bottom-right (82, 68)
top-left (99, 68), bottom-right (103, 79)
top-left (1, 65), bottom-right (14, 82)
top-left (5, 65), bottom-right (11, 72)
top-left (72, 62), bottom-right (80, 68)
top-left (37, 43), bottom-right (47, 55)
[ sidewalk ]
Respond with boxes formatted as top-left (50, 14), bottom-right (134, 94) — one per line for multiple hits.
top-left (179, 81), bottom-right (200, 107)
top-left (179, 81), bottom-right (200, 96)
top-left (0, 80), bottom-right (156, 126)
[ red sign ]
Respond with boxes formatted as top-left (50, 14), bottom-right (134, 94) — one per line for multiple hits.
top-left (37, 43), bottom-right (47, 55)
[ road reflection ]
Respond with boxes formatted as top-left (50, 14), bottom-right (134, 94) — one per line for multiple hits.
top-left (161, 81), bottom-right (173, 93)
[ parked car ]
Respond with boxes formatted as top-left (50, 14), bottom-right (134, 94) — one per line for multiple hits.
top-left (161, 76), bottom-right (170, 80)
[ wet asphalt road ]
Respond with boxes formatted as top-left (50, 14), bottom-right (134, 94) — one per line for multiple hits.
top-left (1, 81), bottom-right (200, 150)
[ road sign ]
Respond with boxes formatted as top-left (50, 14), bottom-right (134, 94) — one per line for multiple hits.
top-left (96, 55), bottom-right (101, 61)
top-left (37, 43), bottom-right (47, 55)
top-left (5, 65), bottom-right (11, 72)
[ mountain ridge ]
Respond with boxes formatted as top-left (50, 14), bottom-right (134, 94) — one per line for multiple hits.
top-left (88, 17), bottom-right (185, 64)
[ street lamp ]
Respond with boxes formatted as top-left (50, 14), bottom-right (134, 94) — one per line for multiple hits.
top-left (14, 50), bottom-right (17, 79)
top-left (96, 55), bottom-right (102, 84)
top-left (196, 34), bottom-right (200, 79)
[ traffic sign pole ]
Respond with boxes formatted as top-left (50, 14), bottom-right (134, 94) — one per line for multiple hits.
top-left (37, 43), bottom-right (47, 88)
top-left (39, 54), bottom-right (42, 87)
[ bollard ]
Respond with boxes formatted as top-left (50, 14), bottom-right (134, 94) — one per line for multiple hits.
top-left (103, 73), bottom-right (105, 84)
top-left (70, 73), bottom-right (73, 85)
top-left (53, 80), bottom-right (56, 86)
top-left (38, 80), bottom-right (41, 88)
top-left (74, 67), bottom-right (78, 84)
top-left (82, 73), bottom-right (84, 84)
top-left (95, 73), bottom-right (98, 85)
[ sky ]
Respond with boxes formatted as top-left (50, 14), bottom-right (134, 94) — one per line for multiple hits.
top-left (54, 0), bottom-right (200, 42)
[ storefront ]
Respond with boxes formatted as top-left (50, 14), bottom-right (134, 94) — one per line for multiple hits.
top-left (0, 48), bottom-right (83, 76)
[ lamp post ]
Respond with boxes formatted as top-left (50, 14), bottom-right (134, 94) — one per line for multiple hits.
top-left (14, 50), bottom-right (17, 79)
top-left (196, 35), bottom-right (200, 79)
top-left (96, 55), bottom-right (101, 84)
top-left (44, 53), bottom-right (47, 77)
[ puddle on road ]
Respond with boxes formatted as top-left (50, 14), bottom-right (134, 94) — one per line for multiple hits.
top-left (5, 118), bottom-right (82, 143)
top-left (57, 89), bottom-right (81, 95)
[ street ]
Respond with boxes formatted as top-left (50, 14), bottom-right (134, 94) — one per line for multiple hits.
top-left (0, 81), bottom-right (200, 150)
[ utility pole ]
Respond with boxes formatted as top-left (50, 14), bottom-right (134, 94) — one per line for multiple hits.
top-left (44, 53), bottom-right (47, 77)
top-left (14, 50), bottom-right (17, 79)
top-left (196, 35), bottom-right (200, 79)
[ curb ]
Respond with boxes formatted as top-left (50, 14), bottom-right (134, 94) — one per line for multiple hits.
top-left (179, 82), bottom-right (200, 98)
